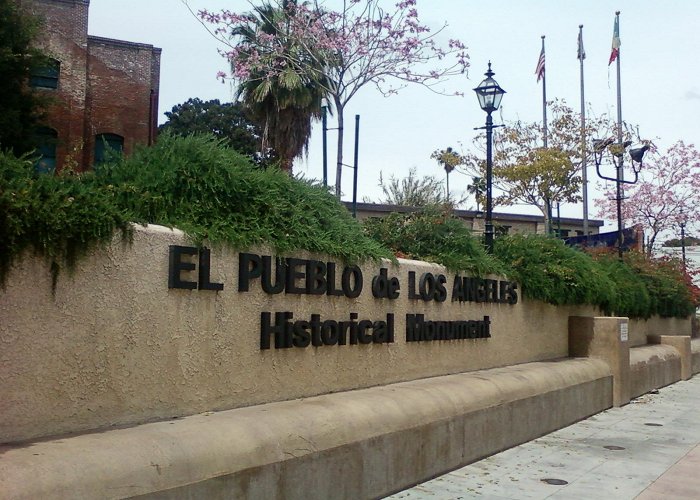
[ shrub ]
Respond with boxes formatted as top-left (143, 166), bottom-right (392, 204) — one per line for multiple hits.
top-left (590, 250), bottom-right (652, 318)
top-left (0, 133), bottom-right (391, 287)
top-left (623, 252), bottom-right (698, 318)
top-left (0, 151), bottom-right (130, 287)
top-left (494, 234), bottom-right (617, 308)
top-left (362, 206), bottom-right (506, 276)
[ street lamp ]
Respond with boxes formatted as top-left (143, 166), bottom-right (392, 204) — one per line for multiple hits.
top-left (593, 138), bottom-right (649, 259)
top-left (473, 62), bottom-right (506, 253)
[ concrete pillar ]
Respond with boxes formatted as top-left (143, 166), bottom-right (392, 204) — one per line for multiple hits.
top-left (648, 335), bottom-right (692, 380)
top-left (569, 316), bottom-right (630, 407)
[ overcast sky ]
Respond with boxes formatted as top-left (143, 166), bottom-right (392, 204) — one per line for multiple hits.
top-left (87, 0), bottom-right (700, 227)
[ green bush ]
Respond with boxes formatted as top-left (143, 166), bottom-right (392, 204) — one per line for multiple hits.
top-left (362, 206), bottom-right (506, 276)
top-left (0, 151), bottom-right (130, 287)
top-left (2, 133), bottom-right (696, 319)
top-left (0, 133), bottom-right (390, 287)
top-left (96, 133), bottom-right (390, 261)
top-left (493, 234), bottom-right (617, 308)
top-left (623, 252), bottom-right (697, 318)
top-left (591, 252), bottom-right (652, 318)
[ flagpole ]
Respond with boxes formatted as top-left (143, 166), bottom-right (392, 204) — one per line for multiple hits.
top-left (540, 35), bottom-right (551, 233)
top-left (614, 11), bottom-right (624, 225)
top-left (541, 35), bottom-right (548, 149)
top-left (579, 25), bottom-right (588, 237)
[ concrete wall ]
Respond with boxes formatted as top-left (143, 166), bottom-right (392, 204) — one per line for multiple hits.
top-left (0, 225), bottom-right (692, 444)
top-left (692, 339), bottom-right (700, 374)
top-left (0, 224), bottom-right (603, 443)
top-left (629, 345), bottom-right (681, 399)
top-left (0, 359), bottom-right (611, 500)
top-left (1, 225), bottom-right (695, 499)
top-left (628, 316), bottom-right (692, 347)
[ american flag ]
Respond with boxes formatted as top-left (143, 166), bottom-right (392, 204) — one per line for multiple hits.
top-left (535, 46), bottom-right (545, 82)
top-left (578, 29), bottom-right (586, 61)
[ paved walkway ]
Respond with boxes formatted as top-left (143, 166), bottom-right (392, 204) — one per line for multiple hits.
top-left (388, 375), bottom-right (700, 499)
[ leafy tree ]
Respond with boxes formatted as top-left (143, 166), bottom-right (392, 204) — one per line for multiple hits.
top-left (462, 100), bottom-right (611, 233)
top-left (596, 141), bottom-right (700, 256)
top-left (663, 236), bottom-right (700, 248)
top-left (159, 98), bottom-right (277, 166)
top-left (214, 1), bottom-right (329, 173)
top-left (366, 167), bottom-right (448, 207)
top-left (201, 0), bottom-right (469, 196)
top-left (0, 0), bottom-right (48, 154)
top-left (494, 147), bottom-right (579, 232)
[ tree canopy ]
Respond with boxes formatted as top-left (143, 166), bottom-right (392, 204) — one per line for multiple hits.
top-left (159, 98), bottom-right (277, 166)
top-left (596, 141), bottom-right (700, 255)
top-left (367, 167), bottom-right (448, 207)
top-left (461, 100), bottom-right (612, 232)
top-left (200, 0), bottom-right (469, 193)
top-left (0, 0), bottom-right (49, 155)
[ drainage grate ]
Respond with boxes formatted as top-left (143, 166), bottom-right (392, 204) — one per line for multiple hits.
top-left (604, 445), bottom-right (626, 450)
top-left (541, 478), bottom-right (569, 486)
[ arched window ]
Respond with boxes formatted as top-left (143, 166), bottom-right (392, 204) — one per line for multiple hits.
top-left (30, 58), bottom-right (60, 89)
top-left (94, 133), bottom-right (124, 165)
top-left (33, 127), bottom-right (58, 174)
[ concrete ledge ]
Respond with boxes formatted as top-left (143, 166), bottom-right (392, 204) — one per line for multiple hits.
top-left (692, 339), bottom-right (700, 375)
top-left (630, 345), bottom-right (681, 399)
top-left (0, 359), bottom-right (611, 500)
top-left (648, 335), bottom-right (692, 380)
top-left (569, 316), bottom-right (630, 406)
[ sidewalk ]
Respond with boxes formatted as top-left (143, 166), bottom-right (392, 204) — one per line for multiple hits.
top-left (388, 375), bottom-right (700, 499)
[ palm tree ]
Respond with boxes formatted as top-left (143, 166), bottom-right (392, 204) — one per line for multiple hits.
top-left (467, 176), bottom-right (486, 212)
top-left (232, 1), bottom-right (328, 173)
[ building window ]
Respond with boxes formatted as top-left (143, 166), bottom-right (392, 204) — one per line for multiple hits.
top-left (495, 225), bottom-right (511, 236)
top-left (30, 59), bottom-right (60, 89)
top-left (33, 127), bottom-right (57, 174)
top-left (94, 133), bottom-right (124, 164)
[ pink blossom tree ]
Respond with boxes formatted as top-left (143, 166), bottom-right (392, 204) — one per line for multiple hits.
top-left (199, 0), bottom-right (469, 196)
top-left (595, 141), bottom-right (700, 256)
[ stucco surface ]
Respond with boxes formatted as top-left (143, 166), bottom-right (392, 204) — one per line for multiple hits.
top-left (0, 358), bottom-right (611, 500)
top-left (693, 339), bottom-right (700, 374)
top-left (569, 316), bottom-right (630, 406)
top-left (628, 316), bottom-right (692, 346)
top-left (0, 224), bottom-right (685, 443)
top-left (629, 344), bottom-right (681, 399)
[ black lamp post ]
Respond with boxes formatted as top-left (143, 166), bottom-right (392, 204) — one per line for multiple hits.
top-left (592, 138), bottom-right (649, 259)
top-left (473, 62), bottom-right (506, 253)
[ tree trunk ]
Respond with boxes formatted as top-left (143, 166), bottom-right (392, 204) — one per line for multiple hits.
top-left (334, 101), bottom-right (344, 198)
top-left (543, 198), bottom-right (552, 235)
top-left (280, 156), bottom-right (293, 174)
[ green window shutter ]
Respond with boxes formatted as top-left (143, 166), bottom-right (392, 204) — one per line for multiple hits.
top-left (94, 133), bottom-right (124, 165)
top-left (30, 59), bottom-right (60, 89)
top-left (33, 127), bottom-right (57, 174)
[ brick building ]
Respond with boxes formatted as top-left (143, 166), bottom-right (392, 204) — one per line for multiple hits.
top-left (21, 0), bottom-right (161, 172)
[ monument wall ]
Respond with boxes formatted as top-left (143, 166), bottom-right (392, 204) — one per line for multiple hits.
top-left (0, 224), bottom-right (691, 443)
